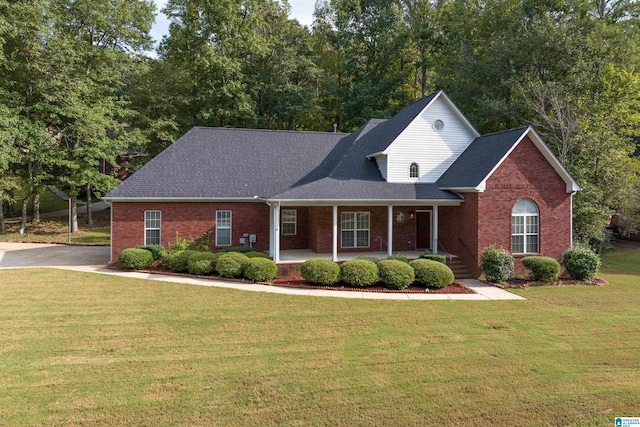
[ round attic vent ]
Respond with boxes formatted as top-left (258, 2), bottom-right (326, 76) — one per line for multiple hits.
top-left (433, 119), bottom-right (445, 132)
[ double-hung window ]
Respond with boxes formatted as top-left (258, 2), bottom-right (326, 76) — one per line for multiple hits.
top-left (144, 210), bottom-right (161, 245)
top-left (281, 209), bottom-right (297, 235)
top-left (216, 210), bottom-right (232, 246)
top-left (511, 199), bottom-right (539, 254)
top-left (341, 212), bottom-right (370, 248)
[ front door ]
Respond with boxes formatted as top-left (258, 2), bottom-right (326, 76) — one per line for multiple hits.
top-left (416, 211), bottom-right (431, 249)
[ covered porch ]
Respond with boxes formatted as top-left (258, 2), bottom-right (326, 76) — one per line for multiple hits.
top-left (278, 249), bottom-right (428, 263)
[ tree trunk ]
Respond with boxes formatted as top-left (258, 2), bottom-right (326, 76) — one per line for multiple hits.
top-left (71, 195), bottom-right (78, 233)
top-left (86, 182), bottom-right (93, 225)
top-left (31, 192), bottom-right (40, 224)
top-left (20, 192), bottom-right (30, 233)
top-left (0, 203), bottom-right (5, 234)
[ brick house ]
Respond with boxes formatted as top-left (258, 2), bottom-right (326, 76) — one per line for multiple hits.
top-left (104, 90), bottom-right (579, 277)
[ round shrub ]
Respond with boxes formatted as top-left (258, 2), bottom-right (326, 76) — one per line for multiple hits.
top-left (419, 253), bottom-right (447, 264)
top-left (216, 252), bottom-right (250, 278)
top-left (136, 244), bottom-right (166, 260)
top-left (522, 256), bottom-right (561, 282)
top-left (300, 259), bottom-right (340, 285)
top-left (563, 246), bottom-right (601, 281)
top-left (410, 259), bottom-right (455, 288)
top-left (481, 245), bottom-right (514, 283)
top-left (386, 254), bottom-right (410, 264)
top-left (118, 248), bottom-right (154, 270)
top-left (220, 246), bottom-right (254, 253)
top-left (353, 256), bottom-right (382, 268)
top-left (187, 252), bottom-right (219, 275)
top-left (340, 260), bottom-right (379, 287)
top-left (245, 251), bottom-right (269, 258)
top-left (244, 258), bottom-right (278, 282)
top-left (379, 260), bottom-right (415, 290)
top-left (168, 250), bottom-right (201, 272)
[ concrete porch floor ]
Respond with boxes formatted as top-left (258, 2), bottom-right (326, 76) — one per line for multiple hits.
top-left (278, 249), bottom-right (454, 263)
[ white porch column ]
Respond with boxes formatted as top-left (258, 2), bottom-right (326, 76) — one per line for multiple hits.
top-left (387, 205), bottom-right (393, 257)
top-left (433, 205), bottom-right (439, 254)
top-left (268, 203), bottom-right (274, 258)
top-left (332, 205), bottom-right (338, 262)
top-left (274, 202), bottom-right (281, 263)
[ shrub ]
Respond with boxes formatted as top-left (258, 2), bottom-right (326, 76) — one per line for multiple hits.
top-left (419, 252), bottom-right (447, 264)
top-left (379, 260), bottom-right (415, 290)
top-left (167, 234), bottom-right (195, 253)
top-left (522, 256), bottom-right (561, 282)
top-left (187, 252), bottom-right (219, 275)
top-left (220, 246), bottom-right (254, 253)
top-left (168, 250), bottom-right (201, 272)
top-left (340, 260), bottom-right (379, 287)
top-left (245, 251), bottom-right (269, 258)
top-left (118, 248), bottom-right (154, 270)
top-left (136, 244), bottom-right (166, 260)
top-left (244, 258), bottom-right (278, 282)
top-left (353, 256), bottom-right (382, 268)
top-left (300, 259), bottom-right (340, 285)
top-left (216, 252), bottom-right (250, 278)
top-left (563, 246), bottom-right (601, 281)
top-left (481, 245), bottom-right (514, 283)
top-left (410, 259), bottom-right (455, 288)
top-left (386, 254), bottom-right (410, 264)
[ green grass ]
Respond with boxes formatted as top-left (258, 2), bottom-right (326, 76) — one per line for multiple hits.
top-left (12, 186), bottom-right (70, 215)
top-left (0, 247), bottom-right (639, 426)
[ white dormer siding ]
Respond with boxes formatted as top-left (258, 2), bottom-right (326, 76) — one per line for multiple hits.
top-left (382, 94), bottom-right (478, 183)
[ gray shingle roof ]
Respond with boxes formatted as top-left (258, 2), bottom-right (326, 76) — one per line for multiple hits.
top-left (436, 126), bottom-right (530, 189)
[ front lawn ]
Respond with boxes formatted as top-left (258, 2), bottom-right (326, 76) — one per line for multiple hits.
top-left (0, 246), bottom-right (638, 426)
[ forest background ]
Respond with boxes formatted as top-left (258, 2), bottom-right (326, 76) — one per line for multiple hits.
top-left (0, 0), bottom-right (639, 248)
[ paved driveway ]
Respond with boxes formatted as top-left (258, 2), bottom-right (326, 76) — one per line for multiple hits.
top-left (0, 243), bottom-right (110, 269)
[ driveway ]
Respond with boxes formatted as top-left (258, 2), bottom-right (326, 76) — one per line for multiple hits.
top-left (0, 242), bottom-right (110, 269)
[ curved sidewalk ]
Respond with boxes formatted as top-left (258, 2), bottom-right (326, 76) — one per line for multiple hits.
top-left (0, 242), bottom-right (524, 301)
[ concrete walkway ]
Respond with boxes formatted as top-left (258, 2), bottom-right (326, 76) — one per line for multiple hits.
top-left (0, 243), bottom-right (525, 301)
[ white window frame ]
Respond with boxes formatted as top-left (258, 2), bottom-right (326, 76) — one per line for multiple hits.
top-left (409, 162), bottom-right (419, 179)
top-left (281, 209), bottom-right (297, 236)
top-left (144, 210), bottom-right (161, 245)
top-left (341, 212), bottom-right (370, 248)
top-left (511, 199), bottom-right (539, 254)
top-left (216, 210), bottom-right (232, 246)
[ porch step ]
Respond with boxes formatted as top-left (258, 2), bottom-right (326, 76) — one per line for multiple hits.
top-left (448, 258), bottom-right (474, 279)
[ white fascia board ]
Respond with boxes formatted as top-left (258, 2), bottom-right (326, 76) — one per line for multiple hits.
top-left (438, 186), bottom-right (484, 193)
top-left (365, 151), bottom-right (385, 160)
top-left (266, 199), bottom-right (463, 207)
top-left (381, 90), bottom-right (480, 156)
top-left (476, 127), bottom-right (580, 193)
top-left (102, 197), bottom-right (265, 203)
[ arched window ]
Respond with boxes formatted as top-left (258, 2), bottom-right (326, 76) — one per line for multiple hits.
top-left (409, 162), bottom-right (419, 179)
top-left (511, 199), bottom-right (539, 254)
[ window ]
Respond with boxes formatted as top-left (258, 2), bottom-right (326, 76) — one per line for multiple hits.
top-left (144, 210), bottom-right (161, 245)
top-left (281, 209), bottom-right (297, 235)
top-left (409, 162), bottom-right (419, 179)
top-left (216, 210), bottom-right (232, 246)
top-left (512, 199), bottom-right (539, 254)
top-left (341, 212), bottom-right (370, 248)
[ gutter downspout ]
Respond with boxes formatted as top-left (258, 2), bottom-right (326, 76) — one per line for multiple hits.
top-left (104, 199), bottom-right (113, 264)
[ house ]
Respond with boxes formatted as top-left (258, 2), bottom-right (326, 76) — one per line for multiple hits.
top-left (104, 90), bottom-right (579, 277)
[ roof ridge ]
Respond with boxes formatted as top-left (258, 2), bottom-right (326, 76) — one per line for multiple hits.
top-left (479, 126), bottom-right (530, 138)
top-left (191, 126), bottom-right (349, 135)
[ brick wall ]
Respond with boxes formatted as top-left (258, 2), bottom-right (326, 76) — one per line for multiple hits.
top-left (280, 206), bottom-right (309, 250)
top-left (111, 201), bottom-right (270, 261)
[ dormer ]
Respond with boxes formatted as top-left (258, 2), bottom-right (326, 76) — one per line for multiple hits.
top-left (367, 91), bottom-right (480, 183)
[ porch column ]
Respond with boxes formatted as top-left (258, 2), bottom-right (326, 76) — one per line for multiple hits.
top-left (274, 202), bottom-right (281, 263)
top-left (433, 205), bottom-right (439, 254)
top-left (332, 205), bottom-right (338, 262)
top-left (387, 205), bottom-right (393, 257)
top-left (268, 203), bottom-right (274, 258)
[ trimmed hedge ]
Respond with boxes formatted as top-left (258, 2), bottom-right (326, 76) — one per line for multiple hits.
top-left (216, 252), bottom-right (249, 278)
top-left (353, 256), bottom-right (382, 267)
top-left (563, 246), bottom-right (601, 280)
top-left (220, 246), bottom-right (254, 253)
top-left (245, 251), bottom-right (269, 258)
top-left (340, 260), bottom-right (379, 287)
top-left (168, 250), bottom-right (201, 272)
top-left (419, 253), bottom-right (447, 264)
top-left (136, 244), bottom-right (166, 260)
top-left (522, 256), bottom-right (561, 282)
top-left (481, 245), bottom-right (514, 283)
top-left (118, 248), bottom-right (154, 270)
top-left (300, 258), bottom-right (340, 285)
top-left (386, 254), bottom-right (410, 264)
top-left (410, 259), bottom-right (454, 288)
top-left (244, 258), bottom-right (278, 282)
top-left (187, 252), bottom-right (219, 275)
top-left (379, 260), bottom-right (415, 290)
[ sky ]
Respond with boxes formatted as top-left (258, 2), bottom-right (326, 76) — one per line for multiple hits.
top-left (149, 0), bottom-right (315, 51)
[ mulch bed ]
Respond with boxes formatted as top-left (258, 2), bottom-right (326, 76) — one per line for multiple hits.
top-left (491, 276), bottom-right (609, 288)
top-left (106, 264), bottom-right (474, 294)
